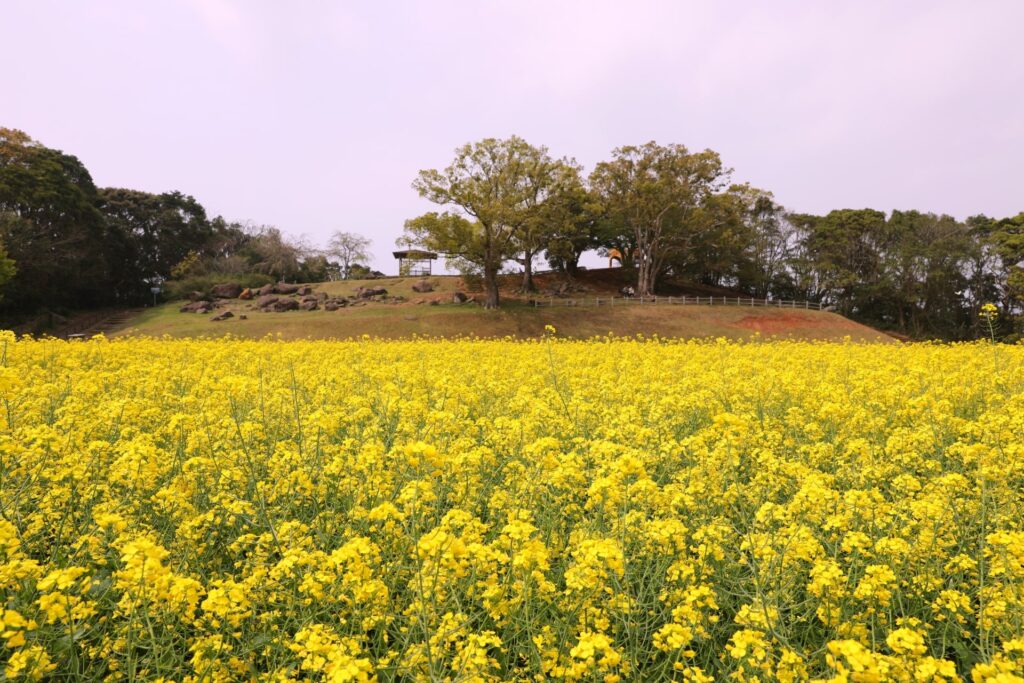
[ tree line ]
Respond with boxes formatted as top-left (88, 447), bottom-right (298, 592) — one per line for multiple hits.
top-left (0, 128), bottom-right (373, 317)
top-left (2, 128), bottom-right (1021, 339)
top-left (406, 136), bottom-right (1024, 339)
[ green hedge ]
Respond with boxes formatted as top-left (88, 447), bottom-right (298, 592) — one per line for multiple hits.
top-left (164, 273), bottom-right (275, 300)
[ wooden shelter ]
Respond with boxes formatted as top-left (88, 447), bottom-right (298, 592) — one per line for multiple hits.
top-left (393, 249), bottom-right (438, 277)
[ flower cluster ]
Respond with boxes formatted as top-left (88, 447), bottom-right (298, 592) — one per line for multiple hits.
top-left (1, 331), bottom-right (1024, 680)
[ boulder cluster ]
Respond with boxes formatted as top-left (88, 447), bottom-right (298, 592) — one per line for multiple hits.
top-left (179, 281), bottom-right (415, 320)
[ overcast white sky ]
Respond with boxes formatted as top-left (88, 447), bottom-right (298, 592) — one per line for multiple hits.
top-left (3, 1), bottom-right (1022, 271)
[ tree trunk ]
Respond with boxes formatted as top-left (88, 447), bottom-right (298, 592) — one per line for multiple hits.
top-left (636, 251), bottom-right (655, 297)
top-left (483, 264), bottom-right (500, 309)
top-left (521, 254), bottom-right (536, 292)
top-left (565, 256), bottom-right (579, 279)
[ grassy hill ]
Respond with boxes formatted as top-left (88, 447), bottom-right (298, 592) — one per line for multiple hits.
top-left (110, 271), bottom-right (891, 342)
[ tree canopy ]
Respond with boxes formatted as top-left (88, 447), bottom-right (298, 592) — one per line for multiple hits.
top-left (0, 128), bottom-right (110, 309)
top-left (589, 142), bottom-right (729, 296)
top-left (326, 231), bottom-right (372, 280)
top-left (406, 136), bottom-right (578, 307)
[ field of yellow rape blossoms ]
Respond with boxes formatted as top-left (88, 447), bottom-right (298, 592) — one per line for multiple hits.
top-left (2, 332), bottom-right (1024, 682)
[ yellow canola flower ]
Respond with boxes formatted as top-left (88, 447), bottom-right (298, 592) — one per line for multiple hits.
top-left (4, 646), bottom-right (56, 680)
top-left (0, 336), bottom-right (1022, 680)
top-left (0, 610), bottom-right (37, 648)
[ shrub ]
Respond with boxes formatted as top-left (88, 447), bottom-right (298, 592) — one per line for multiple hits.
top-left (164, 272), bottom-right (274, 300)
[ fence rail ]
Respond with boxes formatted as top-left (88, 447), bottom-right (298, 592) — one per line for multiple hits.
top-left (530, 295), bottom-right (827, 310)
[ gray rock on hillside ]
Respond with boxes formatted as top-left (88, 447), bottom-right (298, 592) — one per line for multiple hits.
top-left (324, 298), bottom-right (348, 311)
top-left (211, 283), bottom-right (243, 299)
top-left (274, 283), bottom-right (300, 295)
top-left (256, 294), bottom-right (279, 308)
top-left (272, 298), bottom-right (299, 312)
top-left (412, 280), bottom-right (434, 293)
top-left (180, 300), bottom-right (213, 313)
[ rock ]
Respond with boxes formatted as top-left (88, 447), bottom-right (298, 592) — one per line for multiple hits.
top-left (256, 284), bottom-right (274, 296)
top-left (187, 291), bottom-right (205, 302)
top-left (299, 300), bottom-right (318, 311)
top-left (180, 300), bottom-right (213, 313)
top-left (357, 287), bottom-right (388, 299)
top-left (211, 283), bottom-right (243, 299)
top-left (239, 314), bottom-right (247, 320)
top-left (297, 285), bottom-right (313, 296)
top-left (239, 288), bottom-right (253, 300)
top-left (412, 279), bottom-right (434, 293)
top-left (429, 299), bottom-right (440, 306)
top-left (273, 298), bottom-right (299, 312)
top-left (256, 294), bottom-right (279, 308)
top-left (300, 294), bottom-right (318, 303)
top-left (274, 283), bottom-right (300, 295)
top-left (324, 302), bottom-right (339, 311)
top-left (316, 291), bottom-right (328, 300)
top-left (452, 292), bottom-right (468, 304)
top-left (211, 311), bottom-right (234, 322)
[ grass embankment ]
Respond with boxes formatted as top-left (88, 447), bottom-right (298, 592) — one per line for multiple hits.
top-left (114, 275), bottom-right (888, 341)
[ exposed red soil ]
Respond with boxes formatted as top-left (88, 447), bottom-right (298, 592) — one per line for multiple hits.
top-left (731, 311), bottom-right (864, 335)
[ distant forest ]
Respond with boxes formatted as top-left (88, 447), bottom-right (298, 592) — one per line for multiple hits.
top-left (2, 128), bottom-right (1022, 340)
top-left (0, 128), bottom-right (358, 317)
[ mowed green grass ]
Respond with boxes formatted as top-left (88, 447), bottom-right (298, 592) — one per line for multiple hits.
top-left (114, 276), bottom-right (891, 341)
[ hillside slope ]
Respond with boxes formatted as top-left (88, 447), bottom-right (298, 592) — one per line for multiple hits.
top-left (112, 274), bottom-right (891, 342)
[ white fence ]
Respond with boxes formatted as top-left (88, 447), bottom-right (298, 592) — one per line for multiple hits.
top-left (530, 295), bottom-right (827, 310)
